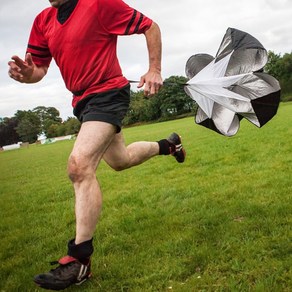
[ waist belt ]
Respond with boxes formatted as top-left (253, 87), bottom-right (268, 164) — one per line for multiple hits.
top-left (71, 76), bottom-right (125, 96)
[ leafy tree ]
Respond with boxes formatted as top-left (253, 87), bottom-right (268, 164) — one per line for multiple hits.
top-left (157, 76), bottom-right (195, 118)
top-left (146, 96), bottom-right (162, 121)
top-left (15, 110), bottom-right (41, 143)
top-left (124, 90), bottom-right (150, 125)
top-left (56, 123), bottom-right (66, 137)
top-left (45, 117), bottom-right (80, 138)
top-left (266, 51), bottom-right (292, 100)
top-left (124, 76), bottom-right (197, 125)
top-left (33, 106), bottom-right (62, 136)
top-left (64, 117), bottom-right (81, 135)
top-left (276, 52), bottom-right (292, 98)
top-left (0, 117), bottom-right (20, 147)
top-left (46, 123), bottom-right (59, 138)
top-left (265, 51), bottom-right (282, 79)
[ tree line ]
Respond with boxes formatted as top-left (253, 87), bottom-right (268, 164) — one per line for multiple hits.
top-left (0, 106), bottom-right (81, 146)
top-left (1, 51), bottom-right (291, 147)
top-left (265, 51), bottom-right (292, 101)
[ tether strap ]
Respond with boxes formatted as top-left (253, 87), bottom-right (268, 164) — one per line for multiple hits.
top-left (128, 80), bottom-right (187, 86)
top-left (72, 80), bottom-right (188, 95)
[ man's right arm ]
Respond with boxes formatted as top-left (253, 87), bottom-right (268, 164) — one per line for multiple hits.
top-left (8, 53), bottom-right (48, 84)
top-left (138, 22), bottom-right (163, 96)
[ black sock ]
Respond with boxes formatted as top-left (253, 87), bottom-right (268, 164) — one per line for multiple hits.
top-left (157, 139), bottom-right (174, 155)
top-left (67, 238), bottom-right (93, 264)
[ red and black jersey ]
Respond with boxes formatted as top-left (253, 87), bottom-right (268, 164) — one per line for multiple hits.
top-left (26, 0), bottom-right (153, 107)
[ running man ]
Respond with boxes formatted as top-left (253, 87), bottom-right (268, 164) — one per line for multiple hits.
top-left (8, 0), bottom-right (186, 290)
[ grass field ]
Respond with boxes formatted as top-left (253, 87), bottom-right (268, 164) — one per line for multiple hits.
top-left (0, 102), bottom-right (291, 291)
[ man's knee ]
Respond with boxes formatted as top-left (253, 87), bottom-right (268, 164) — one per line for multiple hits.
top-left (68, 154), bottom-right (90, 183)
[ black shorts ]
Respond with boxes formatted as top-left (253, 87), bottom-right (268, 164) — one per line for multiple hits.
top-left (73, 85), bottom-right (130, 133)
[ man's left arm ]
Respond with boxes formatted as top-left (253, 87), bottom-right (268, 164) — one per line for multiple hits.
top-left (138, 22), bottom-right (163, 96)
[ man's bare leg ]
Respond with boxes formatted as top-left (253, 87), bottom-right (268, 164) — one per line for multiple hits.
top-left (34, 126), bottom-right (185, 289)
top-left (67, 121), bottom-right (117, 244)
top-left (103, 132), bottom-right (159, 171)
top-left (69, 128), bottom-right (185, 243)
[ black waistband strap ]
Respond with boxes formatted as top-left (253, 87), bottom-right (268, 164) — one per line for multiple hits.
top-left (71, 75), bottom-right (126, 96)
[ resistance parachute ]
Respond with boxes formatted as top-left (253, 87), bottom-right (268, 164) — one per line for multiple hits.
top-left (184, 27), bottom-right (281, 136)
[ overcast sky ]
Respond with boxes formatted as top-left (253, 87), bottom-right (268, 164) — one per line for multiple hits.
top-left (1, 0), bottom-right (291, 120)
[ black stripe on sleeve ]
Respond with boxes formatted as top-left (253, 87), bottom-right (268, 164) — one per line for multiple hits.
top-left (124, 10), bottom-right (137, 35)
top-left (133, 13), bottom-right (144, 34)
top-left (28, 52), bottom-right (51, 59)
top-left (28, 44), bottom-right (50, 52)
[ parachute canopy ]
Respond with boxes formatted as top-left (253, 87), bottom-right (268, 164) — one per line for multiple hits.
top-left (184, 27), bottom-right (281, 136)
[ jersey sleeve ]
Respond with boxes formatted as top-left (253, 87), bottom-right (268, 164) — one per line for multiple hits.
top-left (26, 13), bottom-right (52, 67)
top-left (97, 0), bottom-right (153, 35)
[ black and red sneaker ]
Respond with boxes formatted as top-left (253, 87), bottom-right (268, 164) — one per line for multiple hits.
top-left (167, 133), bottom-right (186, 163)
top-left (34, 256), bottom-right (91, 290)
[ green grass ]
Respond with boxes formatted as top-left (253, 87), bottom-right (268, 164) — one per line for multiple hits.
top-left (1, 102), bottom-right (291, 291)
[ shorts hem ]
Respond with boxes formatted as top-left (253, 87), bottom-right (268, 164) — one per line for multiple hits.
top-left (82, 113), bottom-right (122, 133)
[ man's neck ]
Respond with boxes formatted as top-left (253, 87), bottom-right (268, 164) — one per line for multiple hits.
top-left (57, 0), bottom-right (78, 24)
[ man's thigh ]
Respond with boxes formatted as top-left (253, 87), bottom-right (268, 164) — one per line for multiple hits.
top-left (73, 85), bottom-right (130, 133)
top-left (70, 121), bottom-right (117, 168)
top-left (102, 132), bottom-right (129, 170)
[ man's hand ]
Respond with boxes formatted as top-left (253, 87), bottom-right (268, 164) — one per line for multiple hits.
top-left (8, 53), bottom-right (35, 83)
top-left (138, 69), bottom-right (163, 96)
top-left (139, 21), bottom-right (163, 97)
top-left (8, 53), bottom-right (47, 83)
